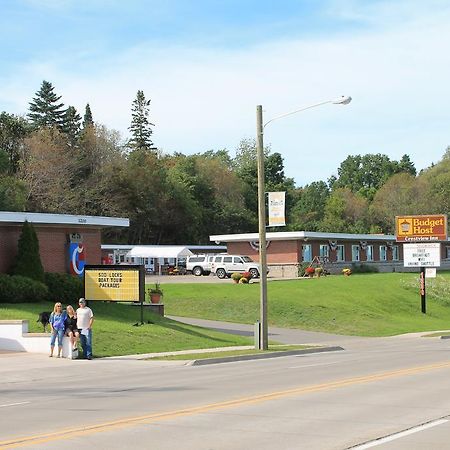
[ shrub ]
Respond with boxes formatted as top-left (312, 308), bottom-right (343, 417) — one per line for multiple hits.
top-left (242, 271), bottom-right (252, 280)
top-left (231, 272), bottom-right (242, 282)
top-left (0, 274), bottom-right (48, 303)
top-left (351, 263), bottom-right (379, 274)
top-left (44, 273), bottom-right (83, 304)
top-left (239, 277), bottom-right (249, 284)
top-left (305, 267), bottom-right (315, 277)
top-left (315, 267), bottom-right (323, 276)
top-left (298, 263), bottom-right (310, 277)
top-left (12, 221), bottom-right (44, 282)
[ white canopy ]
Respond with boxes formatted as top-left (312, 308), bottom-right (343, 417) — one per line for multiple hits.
top-left (126, 245), bottom-right (193, 259)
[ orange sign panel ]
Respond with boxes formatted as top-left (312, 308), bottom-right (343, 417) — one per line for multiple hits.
top-left (395, 215), bottom-right (447, 242)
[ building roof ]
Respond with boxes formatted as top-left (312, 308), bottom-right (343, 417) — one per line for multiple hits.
top-left (126, 246), bottom-right (193, 259)
top-left (0, 212), bottom-right (129, 228)
top-left (210, 231), bottom-right (396, 243)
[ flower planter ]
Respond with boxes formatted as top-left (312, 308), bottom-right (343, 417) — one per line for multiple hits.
top-left (150, 293), bottom-right (162, 304)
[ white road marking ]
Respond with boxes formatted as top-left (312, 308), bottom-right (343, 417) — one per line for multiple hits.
top-left (0, 401), bottom-right (30, 408)
top-left (352, 418), bottom-right (448, 449)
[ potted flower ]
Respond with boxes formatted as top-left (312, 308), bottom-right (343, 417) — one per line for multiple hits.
top-left (305, 267), bottom-right (315, 277)
top-left (148, 282), bottom-right (163, 303)
top-left (231, 272), bottom-right (242, 283)
top-left (242, 271), bottom-right (252, 281)
top-left (342, 268), bottom-right (352, 276)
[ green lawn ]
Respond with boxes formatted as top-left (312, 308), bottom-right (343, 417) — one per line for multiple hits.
top-left (0, 302), bottom-right (253, 357)
top-left (2, 272), bottom-right (450, 358)
top-left (159, 272), bottom-right (450, 336)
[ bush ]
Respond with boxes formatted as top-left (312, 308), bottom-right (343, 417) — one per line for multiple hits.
top-left (12, 221), bottom-right (44, 282)
top-left (239, 277), bottom-right (249, 284)
top-left (44, 273), bottom-right (83, 304)
top-left (351, 263), bottom-right (379, 274)
top-left (231, 272), bottom-right (242, 282)
top-left (298, 263), bottom-right (310, 277)
top-left (0, 274), bottom-right (48, 303)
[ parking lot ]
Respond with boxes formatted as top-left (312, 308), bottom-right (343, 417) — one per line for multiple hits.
top-left (145, 274), bottom-right (235, 284)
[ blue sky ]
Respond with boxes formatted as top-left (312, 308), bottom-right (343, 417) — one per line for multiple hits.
top-left (1, 0), bottom-right (450, 185)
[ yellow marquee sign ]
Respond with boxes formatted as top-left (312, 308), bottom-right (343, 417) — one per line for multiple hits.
top-left (84, 265), bottom-right (144, 302)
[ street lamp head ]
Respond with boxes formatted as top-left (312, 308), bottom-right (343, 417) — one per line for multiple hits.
top-left (332, 95), bottom-right (352, 105)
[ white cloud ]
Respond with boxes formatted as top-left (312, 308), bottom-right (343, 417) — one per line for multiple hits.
top-left (3, 3), bottom-right (450, 185)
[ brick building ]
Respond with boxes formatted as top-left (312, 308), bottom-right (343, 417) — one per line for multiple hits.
top-left (210, 231), bottom-right (450, 277)
top-left (0, 212), bottom-right (129, 275)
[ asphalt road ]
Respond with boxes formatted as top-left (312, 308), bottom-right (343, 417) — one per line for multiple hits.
top-left (1, 322), bottom-right (450, 449)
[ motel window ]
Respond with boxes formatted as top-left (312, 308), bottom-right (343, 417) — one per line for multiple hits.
top-left (319, 245), bottom-right (329, 259)
top-left (380, 245), bottom-right (387, 261)
top-left (302, 244), bottom-right (312, 262)
top-left (366, 245), bottom-right (374, 261)
top-left (351, 245), bottom-right (360, 262)
top-left (392, 246), bottom-right (399, 261)
top-left (336, 245), bottom-right (345, 262)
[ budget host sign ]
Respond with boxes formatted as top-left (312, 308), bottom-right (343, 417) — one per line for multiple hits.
top-left (395, 214), bottom-right (448, 242)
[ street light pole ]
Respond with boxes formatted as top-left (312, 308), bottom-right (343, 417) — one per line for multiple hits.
top-left (256, 105), bottom-right (268, 350)
top-left (255, 96), bottom-right (352, 351)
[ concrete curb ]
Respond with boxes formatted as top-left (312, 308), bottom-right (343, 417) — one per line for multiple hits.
top-left (187, 345), bottom-right (344, 366)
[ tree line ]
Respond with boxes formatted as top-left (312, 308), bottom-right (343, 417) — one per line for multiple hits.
top-left (1, 80), bottom-right (449, 244)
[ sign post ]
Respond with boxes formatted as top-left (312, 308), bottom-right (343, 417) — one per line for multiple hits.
top-left (397, 214), bottom-right (447, 314)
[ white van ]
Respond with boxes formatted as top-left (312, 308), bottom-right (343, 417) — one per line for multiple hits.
top-left (211, 254), bottom-right (262, 279)
top-left (186, 254), bottom-right (217, 276)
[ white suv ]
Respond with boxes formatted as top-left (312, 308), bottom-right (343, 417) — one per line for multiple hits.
top-left (211, 254), bottom-right (262, 279)
top-left (186, 254), bottom-right (216, 276)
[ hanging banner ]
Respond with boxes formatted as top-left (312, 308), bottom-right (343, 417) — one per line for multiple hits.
top-left (268, 191), bottom-right (286, 227)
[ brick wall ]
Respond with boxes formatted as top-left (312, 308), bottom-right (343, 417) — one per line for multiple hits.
top-left (0, 225), bottom-right (101, 274)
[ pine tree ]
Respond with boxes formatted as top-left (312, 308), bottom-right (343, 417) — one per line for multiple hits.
top-left (12, 221), bottom-right (45, 282)
top-left (63, 106), bottom-right (82, 146)
top-left (28, 80), bottom-right (66, 130)
top-left (82, 103), bottom-right (94, 129)
top-left (128, 90), bottom-right (155, 151)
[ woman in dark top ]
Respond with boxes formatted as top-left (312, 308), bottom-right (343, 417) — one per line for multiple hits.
top-left (65, 305), bottom-right (80, 351)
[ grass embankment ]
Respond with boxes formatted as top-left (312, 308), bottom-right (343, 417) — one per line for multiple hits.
top-left (0, 302), bottom-right (253, 357)
top-left (161, 272), bottom-right (450, 337)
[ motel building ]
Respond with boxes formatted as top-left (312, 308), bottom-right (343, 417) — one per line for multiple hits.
top-left (0, 211), bottom-right (129, 276)
top-left (209, 231), bottom-right (450, 277)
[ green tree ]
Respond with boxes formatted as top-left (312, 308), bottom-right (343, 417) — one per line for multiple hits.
top-left (128, 90), bottom-right (155, 152)
top-left (0, 112), bottom-right (30, 173)
top-left (28, 80), bottom-right (66, 130)
top-left (12, 221), bottom-right (45, 282)
top-left (331, 153), bottom-right (417, 200)
top-left (370, 173), bottom-right (426, 233)
top-left (63, 106), bottom-right (82, 146)
top-left (289, 181), bottom-right (329, 231)
top-left (82, 103), bottom-right (94, 129)
top-left (321, 188), bottom-right (369, 233)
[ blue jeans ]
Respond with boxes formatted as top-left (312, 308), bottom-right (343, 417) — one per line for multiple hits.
top-left (80, 329), bottom-right (93, 358)
top-left (50, 328), bottom-right (64, 347)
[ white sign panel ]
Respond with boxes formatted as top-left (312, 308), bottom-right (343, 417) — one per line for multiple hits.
top-left (403, 243), bottom-right (441, 267)
top-left (425, 268), bottom-right (437, 278)
top-left (268, 191), bottom-right (286, 227)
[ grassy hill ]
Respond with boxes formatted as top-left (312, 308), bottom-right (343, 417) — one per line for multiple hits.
top-left (161, 272), bottom-right (450, 336)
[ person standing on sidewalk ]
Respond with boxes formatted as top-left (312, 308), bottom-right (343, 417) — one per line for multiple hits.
top-left (76, 298), bottom-right (94, 360)
top-left (49, 302), bottom-right (66, 358)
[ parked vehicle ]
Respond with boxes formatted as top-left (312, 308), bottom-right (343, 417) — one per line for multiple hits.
top-left (186, 254), bottom-right (217, 276)
top-left (211, 254), bottom-right (263, 279)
